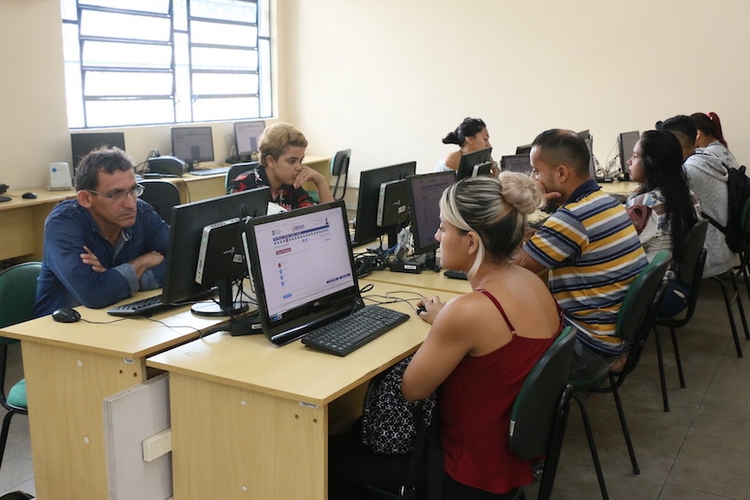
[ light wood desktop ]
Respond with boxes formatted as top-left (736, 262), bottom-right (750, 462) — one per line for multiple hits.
top-left (0, 189), bottom-right (76, 262)
top-left (0, 293), bottom-right (233, 500)
top-left (146, 279), bottom-right (459, 500)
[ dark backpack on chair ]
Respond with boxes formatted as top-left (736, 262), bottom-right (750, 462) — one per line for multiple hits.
top-left (0, 492), bottom-right (34, 500)
top-left (702, 164), bottom-right (750, 253)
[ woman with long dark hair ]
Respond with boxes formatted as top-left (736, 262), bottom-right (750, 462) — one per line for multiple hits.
top-left (625, 129), bottom-right (701, 264)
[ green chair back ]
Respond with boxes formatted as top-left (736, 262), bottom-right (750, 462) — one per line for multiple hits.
top-left (0, 262), bottom-right (42, 333)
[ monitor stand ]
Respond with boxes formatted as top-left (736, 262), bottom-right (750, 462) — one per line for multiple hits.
top-left (191, 279), bottom-right (249, 317)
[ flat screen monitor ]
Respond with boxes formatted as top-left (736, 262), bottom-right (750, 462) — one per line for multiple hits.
top-left (584, 137), bottom-right (596, 179)
top-left (515, 144), bottom-right (533, 155)
top-left (243, 201), bottom-right (361, 345)
top-left (171, 126), bottom-right (215, 168)
top-left (162, 186), bottom-right (271, 316)
top-left (352, 161), bottom-right (417, 248)
top-left (500, 154), bottom-right (533, 175)
top-left (618, 131), bottom-right (640, 180)
top-left (407, 171), bottom-right (456, 266)
top-left (456, 147), bottom-right (493, 180)
top-left (234, 120), bottom-right (266, 157)
top-left (71, 132), bottom-right (126, 171)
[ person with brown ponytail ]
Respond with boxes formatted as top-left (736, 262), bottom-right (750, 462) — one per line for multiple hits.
top-left (690, 112), bottom-right (742, 172)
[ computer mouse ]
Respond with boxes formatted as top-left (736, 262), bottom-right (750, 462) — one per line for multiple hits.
top-left (52, 307), bottom-right (81, 323)
top-left (22, 192), bottom-right (37, 199)
top-left (416, 305), bottom-right (427, 316)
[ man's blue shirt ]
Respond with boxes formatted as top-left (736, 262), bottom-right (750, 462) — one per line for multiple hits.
top-left (34, 199), bottom-right (170, 316)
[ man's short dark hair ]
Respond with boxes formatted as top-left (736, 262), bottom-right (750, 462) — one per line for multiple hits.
top-left (655, 115), bottom-right (697, 147)
top-left (74, 147), bottom-right (135, 191)
top-left (531, 129), bottom-right (591, 177)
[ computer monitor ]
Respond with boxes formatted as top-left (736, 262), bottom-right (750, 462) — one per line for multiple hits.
top-left (162, 186), bottom-right (271, 316)
top-left (171, 126), bottom-right (215, 169)
top-left (352, 161), bottom-right (417, 248)
top-left (515, 144), bottom-right (533, 155)
top-left (234, 120), bottom-right (266, 158)
top-left (500, 154), bottom-right (533, 175)
top-left (618, 131), bottom-right (640, 180)
top-left (406, 171), bottom-right (456, 270)
top-left (456, 147), bottom-right (493, 180)
top-left (71, 132), bottom-right (126, 171)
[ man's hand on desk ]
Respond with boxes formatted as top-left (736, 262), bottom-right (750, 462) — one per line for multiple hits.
top-left (416, 296), bottom-right (445, 324)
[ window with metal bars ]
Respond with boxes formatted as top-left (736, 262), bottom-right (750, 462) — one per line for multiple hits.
top-left (61, 0), bottom-right (272, 129)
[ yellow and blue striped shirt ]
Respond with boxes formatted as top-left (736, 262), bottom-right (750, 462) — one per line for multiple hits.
top-left (524, 180), bottom-right (647, 354)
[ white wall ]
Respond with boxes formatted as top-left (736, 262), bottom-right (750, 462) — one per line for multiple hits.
top-left (279, 0), bottom-right (750, 181)
top-left (2, 0), bottom-right (750, 190)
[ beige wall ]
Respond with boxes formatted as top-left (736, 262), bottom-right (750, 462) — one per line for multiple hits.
top-left (2, 0), bottom-right (750, 190)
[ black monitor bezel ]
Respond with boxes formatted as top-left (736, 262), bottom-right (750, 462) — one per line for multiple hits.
top-left (352, 161), bottom-right (417, 247)
top-left (70, 132), bottom-right (126, 171)
top-left (171, 126), bottom-right (215, 166)
top-left (406, 171), bottom-right (456, 257)
top-left (456, 147), bottom-right (493, 180)
top-left (161, 187), bottom-right (271, 309)
top-left (233, 120), bottom-right (266, 157)
top-left (618, 131), bottom-right (640, 179)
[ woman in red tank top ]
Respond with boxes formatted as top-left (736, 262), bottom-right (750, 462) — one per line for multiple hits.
top-left (402, 174), bottom-right (563, 498)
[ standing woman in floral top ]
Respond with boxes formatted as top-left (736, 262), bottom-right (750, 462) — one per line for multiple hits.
top-left (230, 122), bottom-right (333, 210)
top-left (625, 129), bottom-right (701, 264)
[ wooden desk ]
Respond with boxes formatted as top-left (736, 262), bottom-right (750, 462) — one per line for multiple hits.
top-left (599, 180), bottom-right (638, 195)
top-left (147, 280), bottom-right (460, 499)
top-left (0, 295), bottom-right (230, 500)
top-left (169, 155), bottom-right (333, 204)
top-left (0, 189), bottom-right (76, 261)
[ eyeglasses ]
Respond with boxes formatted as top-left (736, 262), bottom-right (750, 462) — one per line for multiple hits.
top-left (88, 184), bottom-right (144, 202)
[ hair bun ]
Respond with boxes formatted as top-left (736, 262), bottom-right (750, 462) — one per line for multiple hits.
top-left (497, 171), bottom-right (544, 215)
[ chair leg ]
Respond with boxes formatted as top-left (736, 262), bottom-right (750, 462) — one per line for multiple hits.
top-left (669, 325), bottom-right (685, 389)
top-left (730, 276), bottom-right (750, 340)
top-left (653, 326), bottom-right (670, 412)
top-left (571, 392), bottom-right (609, 500)
top-left (716, 278), bottom-right (743, 357)
top-left (609, 379), bottom-right (640, 475)
top-left (0, 408), bottom-right (17, 470)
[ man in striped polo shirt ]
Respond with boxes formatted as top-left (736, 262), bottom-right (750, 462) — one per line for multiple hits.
top-left (518, 129), bottom-right (648, 379)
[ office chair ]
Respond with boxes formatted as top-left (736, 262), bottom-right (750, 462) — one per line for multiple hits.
top-left (139, 180), bottom-right (181, 225)
top-left (570, 251), bottom-right (670, 487)
top-left (0, 261), bottom-right (41, 469)
top-left (652, 219), bottom-right (708, 412)
top-left (708, 198), bottom-right (750, 359)
top-left (509, 326), bottom-right (577, 500)
top-left (330, 149), bottom-right (351, 200)
top-left (225, 161), bottom-right (259, 193)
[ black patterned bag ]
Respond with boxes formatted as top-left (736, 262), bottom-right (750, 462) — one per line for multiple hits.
top-left (361, 354), bottom-right (439, 455)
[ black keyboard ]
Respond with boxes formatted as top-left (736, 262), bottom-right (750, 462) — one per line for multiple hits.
top-left (189, 166), bottom-right (230, 176)
top-left (301, 305), bottom-right (410, 356)
top-left (108, 295), bottom-right (168, 317)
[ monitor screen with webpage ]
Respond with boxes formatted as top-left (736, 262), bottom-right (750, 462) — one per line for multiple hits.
top-left (234, 120), bottom-right (266, 157)
top-left (163, 187), bottom-right (271, 316)
top-left (243, 201), bottom-right (361, 345)
top-left (352, 161), bottom-right (417, 248)
top-left (171, 126), bottom-right (215, 168)
top-left (406, 171), bottom-right (456, 266)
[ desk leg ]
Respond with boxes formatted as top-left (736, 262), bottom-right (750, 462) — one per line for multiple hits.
top-left (169, 373), bottom-right (327, 499)
top-left (22, 342), bottom-right (147, 500)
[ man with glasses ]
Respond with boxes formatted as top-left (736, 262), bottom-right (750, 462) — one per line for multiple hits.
top-left (34, 147), bottom-right (170, 316)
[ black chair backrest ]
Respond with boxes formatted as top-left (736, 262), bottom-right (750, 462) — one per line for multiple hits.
top-left (616, 250), bottom-right (671, 345)
top-left (675, 219), bottom-right (708, 286)
top-left (509, 325), bottom-right (576, 460)
top-left (330, 149), bottom-right (351, 176)
top-left (226, 161), bottom-right (259, 193)
top-left (140, 180), bottom-right (181, 225)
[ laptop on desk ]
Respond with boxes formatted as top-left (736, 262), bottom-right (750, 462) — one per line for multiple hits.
top-left (242, 201), bottom-right (366, 346)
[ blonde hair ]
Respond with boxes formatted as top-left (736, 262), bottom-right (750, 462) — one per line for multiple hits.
top-left (439, 173), bottom-right (543, 277)
top-left (258, 123), bottom-right (308, 166)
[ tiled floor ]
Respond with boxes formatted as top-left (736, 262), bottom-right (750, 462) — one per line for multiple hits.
top-left (0, 279), bottom-right (748, 499)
